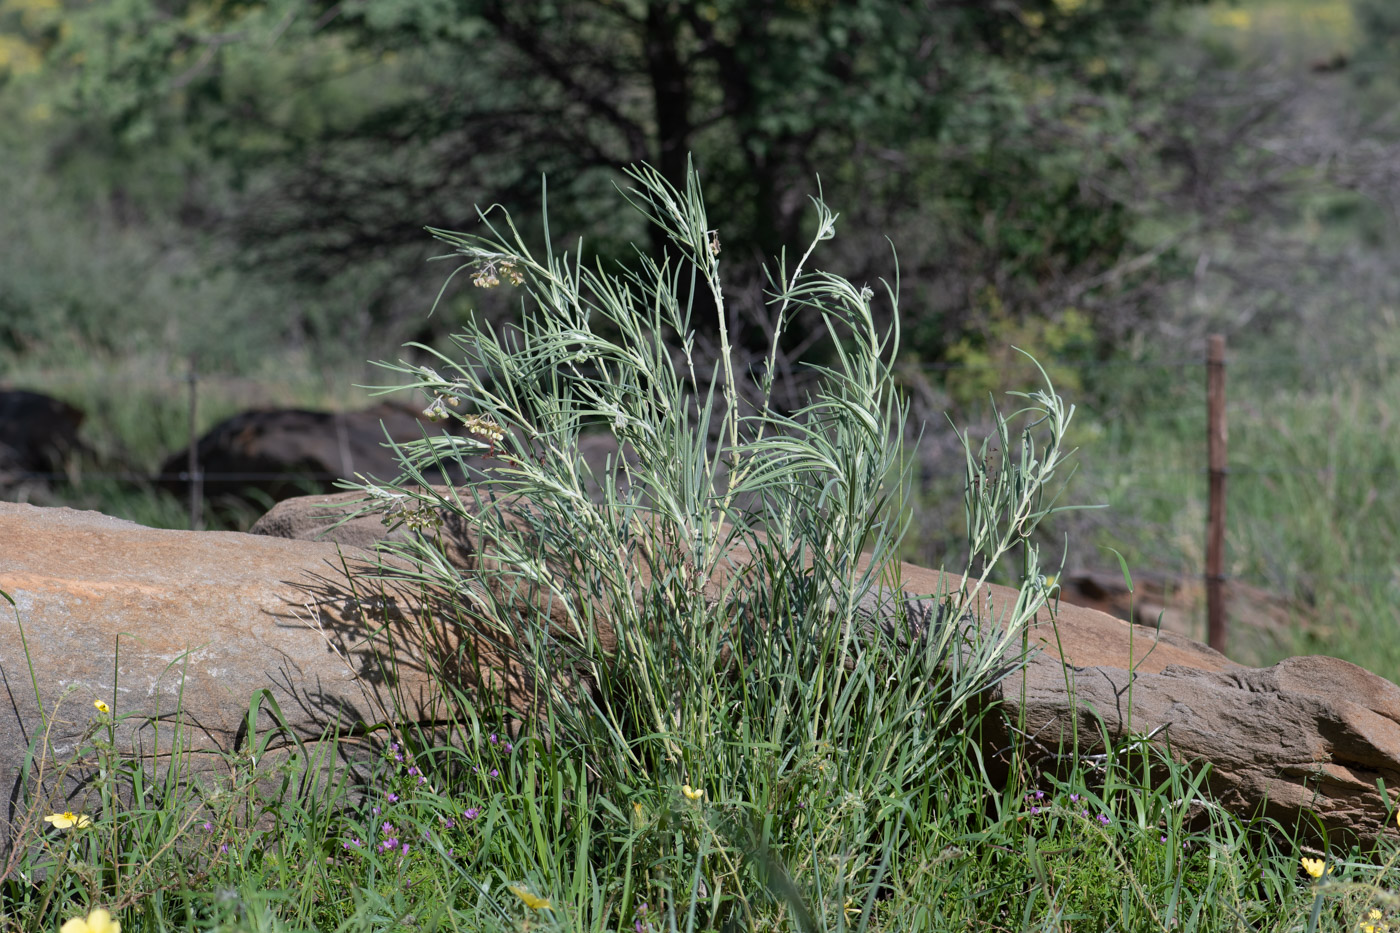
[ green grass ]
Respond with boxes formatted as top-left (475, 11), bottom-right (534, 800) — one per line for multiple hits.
top-left (1059, 324), bottom-right (1400, 680)
top-left (6, 643), bottom-right (1398, 932)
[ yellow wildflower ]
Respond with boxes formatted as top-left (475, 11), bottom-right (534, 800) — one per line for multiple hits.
top-left (509, 885), bottom-right (551, 910)
top-left (682, 784), bottom-right (704, 801)
top-left (1362, 909), bottom-right (1391, 933)
top-left (44, 811), bottom-right (92, 830)
top-left (1300, 856), bottom-right (1325, 878)
top-left (93, 699), bottom-right (109, 714)
top-left (60, 908), bottom-right (120, 933)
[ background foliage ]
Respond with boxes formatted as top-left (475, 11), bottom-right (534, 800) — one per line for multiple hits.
top-left (3, 0), bottom-right (1220, 359)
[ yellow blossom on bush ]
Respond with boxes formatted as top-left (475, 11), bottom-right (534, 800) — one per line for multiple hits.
top-left (44, 812), bottom-right (91, 830)
top-left (60, 908), bottom-right (120, 933)
top-left (1300, 857), bottom-right (1325, 878)
top-left (509, 885), bottom-right (551, 910)
top-left (682, 784), bottom-right (704, 801)
top-left (93, 699), bottom-right (109, 714)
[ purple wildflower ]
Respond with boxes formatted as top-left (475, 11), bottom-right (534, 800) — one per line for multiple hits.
top-left (489, 768), bottom-right (499, 779)
top-left (1098, 814), bottom-right (1111, 825)
top-left (386, 793), bottom-right (399, 803)
top-left (464, 807), bottom-right (480, 820)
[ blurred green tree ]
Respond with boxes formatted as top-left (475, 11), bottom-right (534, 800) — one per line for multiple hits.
top-left (19, 0), bottom-right (1205, 357)
top-left (1352, 0), bottom-right (1400, 85)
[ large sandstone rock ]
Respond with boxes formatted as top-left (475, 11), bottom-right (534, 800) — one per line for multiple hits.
top-left (0, 500), bottom-right (538, 849)
top-left (941, 577), bottom-right (1400, 844)
top-left (5, 493), bottom-right (1400, 851)
top-left (1003, 640), bottom-right (1400, 842)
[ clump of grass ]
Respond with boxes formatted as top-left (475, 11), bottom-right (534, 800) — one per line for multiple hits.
top-left (332, 161), bottom-right (1325, 928)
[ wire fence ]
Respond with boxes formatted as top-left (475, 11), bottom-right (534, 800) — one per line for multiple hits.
top-left (6, 349), bottom-right (1397, 487)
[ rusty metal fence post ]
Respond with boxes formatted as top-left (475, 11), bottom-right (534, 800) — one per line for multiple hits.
top-left (1206, 335), bottom-right (1228, 654)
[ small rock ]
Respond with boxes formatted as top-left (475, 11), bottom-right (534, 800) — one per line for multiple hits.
top-left (0, 389), bottom-right (89, 498)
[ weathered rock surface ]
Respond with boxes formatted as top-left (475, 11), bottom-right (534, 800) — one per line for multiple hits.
top-left (938, 574), bottom-right (1400, 844)
top-left (1005, 642), bottom-right (1400, 842)
top-left (156, 403), bottom-right (466, 520)
top-left (5, 493), bottom-right (1400, 850)
top-left (0, 500), bottom-right (531, 848)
